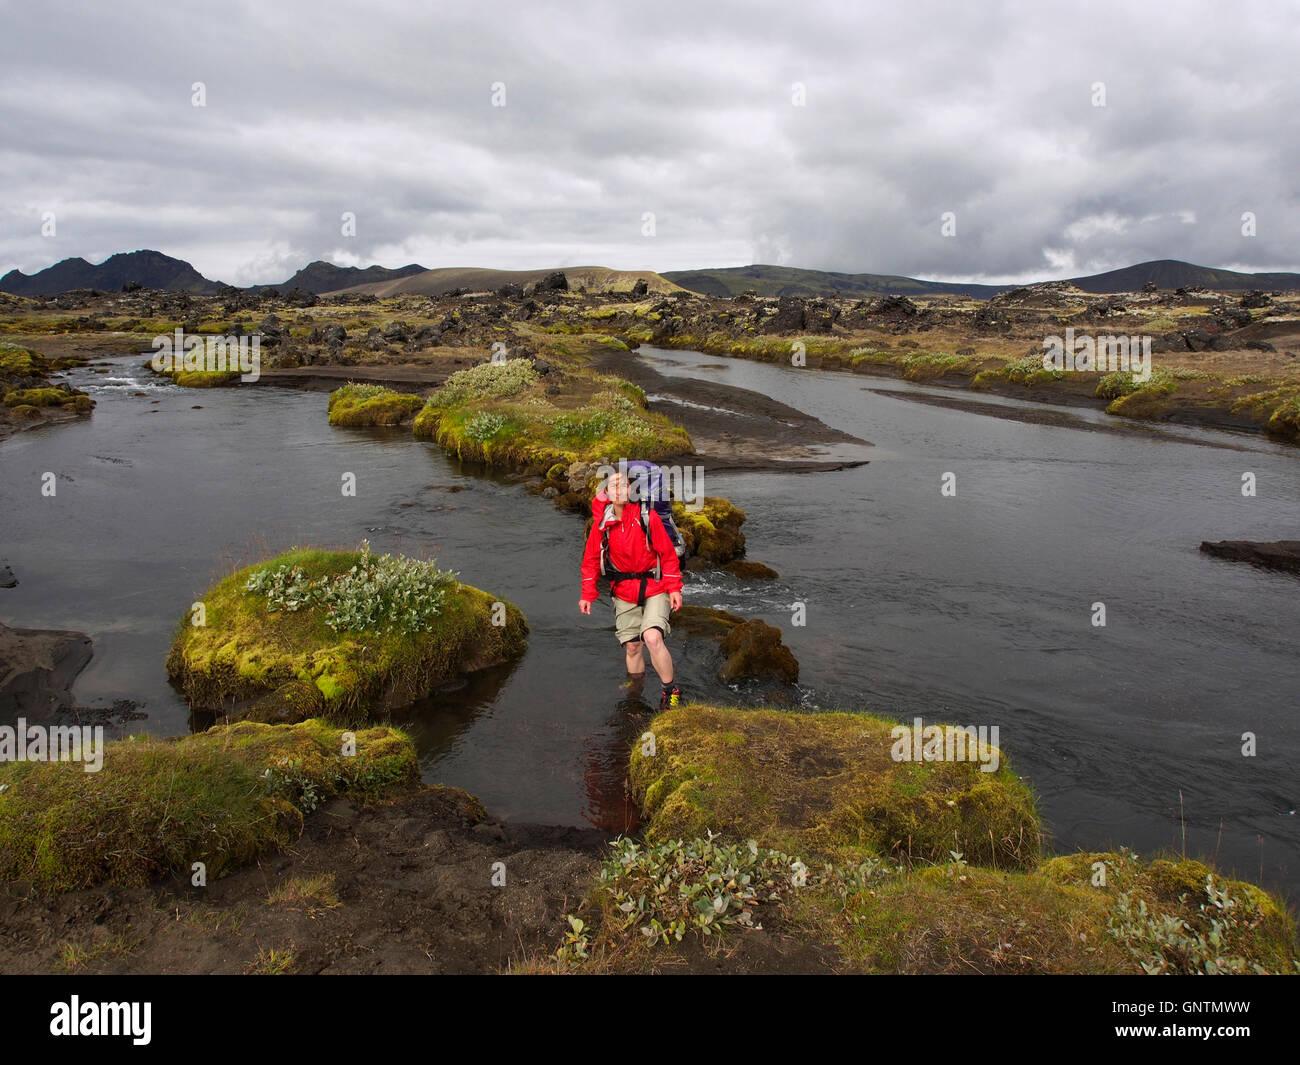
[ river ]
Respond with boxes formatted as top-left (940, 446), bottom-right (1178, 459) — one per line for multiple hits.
top-left (1, 348), bottom-right (1296, 899)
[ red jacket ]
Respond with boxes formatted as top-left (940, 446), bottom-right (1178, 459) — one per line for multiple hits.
top-left (581, 494), bottom-right (683, 604)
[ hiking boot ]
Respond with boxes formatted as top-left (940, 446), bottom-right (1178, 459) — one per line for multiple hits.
top-left (659, 684), bottom-right (681, 709)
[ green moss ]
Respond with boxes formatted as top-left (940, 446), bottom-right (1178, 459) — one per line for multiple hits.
top-left (167, 548), bottom-right (528, 719)
top-left (0, 719), bottom-right (417, 892)
top-left (1038, 849), bottom-right (1296, 974)
top-left (1096, 371), bottom-right (1143, 399)
top-left (558, 707), bottom-right (1300, 975)
top-left (0, 342), bottom-right (39, 377)
top-left (630, 704), bottom-right (1040, 869)
top-left (897, 351), bottom-right (979, 381)
top-left (327, 383), bottom-right (424, 427)
top-left (172, 370), bottom-right (241, 387)
top-left (673, 497), bottom-right (746, 563)
top-left (4, 387), bottom-right (71, 407)
top-left (1229, 385), bottom-right (1300, 441)
top-left (413, 361), bottom-right (690, 471)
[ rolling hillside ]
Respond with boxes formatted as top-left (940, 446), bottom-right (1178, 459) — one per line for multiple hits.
top-left (332, 265), bottom-right (685, 297)
top-left (664, 259), bottom-right (1300, 298)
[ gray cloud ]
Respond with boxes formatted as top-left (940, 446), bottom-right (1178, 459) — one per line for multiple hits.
top-left (1, 0), bottom-right (1297, 284)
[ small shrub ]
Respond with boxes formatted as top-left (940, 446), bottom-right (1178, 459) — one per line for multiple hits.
top-left (428, 358), bottom-right (539, 407)
top-left (244, 540), bottom-right (458, 635)
top-left (463, 411), bottom-right (511, 442)
top-left (1107, 873), bottom-right (1281, 975)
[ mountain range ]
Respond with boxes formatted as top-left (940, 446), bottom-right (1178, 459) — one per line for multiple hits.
top-left (2, 249), bottom-right (1296, 299)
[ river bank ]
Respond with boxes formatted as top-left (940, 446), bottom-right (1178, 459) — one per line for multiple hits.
top-left (2, 704), bottom-right (1293, 975)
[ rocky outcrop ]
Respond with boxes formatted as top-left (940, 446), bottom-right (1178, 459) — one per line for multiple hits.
top-left (1200, 540), bottom-right (1300, 576)
top-left (672, 605), bottom-right (799, 685)
top-left (0, 621), bottom-right (93, 717)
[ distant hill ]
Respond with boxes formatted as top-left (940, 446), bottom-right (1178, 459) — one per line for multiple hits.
top-left (1065, 259), bottom-right (1300, 294)
top-left (251, 260), bottom-right (428, 295)
top-left (661, 265), bottom-right (1010, 299)
top-left (5, 249), bottom-right (1297, 299)
top-left (664, 260), bottom-right (1300, 298)
top-left (0, 250), bottom-right (220, 296)
top-left (333, 266), bottom-right (685, 297)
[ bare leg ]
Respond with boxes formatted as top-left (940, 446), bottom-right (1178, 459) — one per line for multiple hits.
top-left (624, 638), bottom-right (645, 675)
top-left (641, 628), bottom-right (674, 685)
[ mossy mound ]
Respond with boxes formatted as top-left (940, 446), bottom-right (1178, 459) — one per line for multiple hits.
top-left (412, 358), bottom-right (690, 471)
top-left (0, 719), bottom-right (417, 893)
top-left (630, 704), bottom-right (1039, 869)
top-left (0, 342), bottom-right (40, 378)
top-left (718, 619), bottom-right (799, 684)
top-left (169, 371), bottom-right (240, 387)
top-left (3, 387), bottom-right (73, 407)
top-left (328, 383), bottom-right (424, 427)
top-left (563, 706), bottom-right (1299, 974)
top-left (1037, 850), bottom-right (1296, 975)
top-left (673, 497), bottom-right (746, 563)
top-left (671, 604), bottom-right (745, 640)
top-left (166, 547), bottom-right (528, 719)
top-left (0, 344), bottom-right (95, 424)
top-left (670, 606), bottom-right (799, 685)
top-left (722, 560), bottom-right (778, 579)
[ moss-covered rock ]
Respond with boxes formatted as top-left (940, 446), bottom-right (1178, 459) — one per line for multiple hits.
top-left (671, 604), bottom-right (746, 640)
top-left (0, 719), bottom-right (417, 892)
top-left (166, 547), bottom-right (528, 719)
top-left (669, 606), bottom-right (799, 685)
top-left (0, 342), bottom-right (39, 378)
top-left (718, 619), bottom-right (799, 684)
top-left (673, 497), bottom-right (746, 563)
top-left (327, 383), bottom-right (424, 427)
top-left (3, 387), bottom-right (73, 408)
top-left (722, 560), bottom-right (778, 579)
top-left (171, 370), bottom-right (241, 388)
top-left (630, 704), bottom-right (1039, 869)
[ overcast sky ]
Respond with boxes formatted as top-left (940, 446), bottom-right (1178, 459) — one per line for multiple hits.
top-left (2, 0), bottom-right (1297, 286)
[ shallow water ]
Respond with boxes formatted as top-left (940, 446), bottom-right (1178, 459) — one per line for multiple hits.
top-left (2, 350), bottom-right (1297, 899)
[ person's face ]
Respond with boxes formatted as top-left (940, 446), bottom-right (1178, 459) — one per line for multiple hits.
top-left (607, 473), bottom-right (630, 504)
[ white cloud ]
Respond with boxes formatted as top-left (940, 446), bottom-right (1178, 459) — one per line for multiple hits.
top-left (2, 0), bottom-right (1297, 284)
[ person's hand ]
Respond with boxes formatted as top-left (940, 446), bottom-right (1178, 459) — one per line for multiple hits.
top-left (669, 591), bottom-right (683, 611)
top-left (579, 598), bottom-right (593, 615)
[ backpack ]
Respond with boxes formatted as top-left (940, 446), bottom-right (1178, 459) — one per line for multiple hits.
top-left (618, 459), bottom-right (686, 560)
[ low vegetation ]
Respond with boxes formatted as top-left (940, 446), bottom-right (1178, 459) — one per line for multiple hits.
top-left (412, 357), bottom-right (691, 470)
top-left (167, 544), bottom-right (527, 720)
top-left (536, 703), bottom-right (1297, 974)
top-left (327, 382), bottom-right (424, 426)
top-left (0, 720), bottom-right (417, 892)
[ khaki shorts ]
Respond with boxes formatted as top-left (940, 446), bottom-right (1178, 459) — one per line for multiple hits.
top-left (614, 592), bottom-right (673, 645)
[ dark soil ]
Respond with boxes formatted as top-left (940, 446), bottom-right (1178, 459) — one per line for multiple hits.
top-left (1200, 539), bottom-right (1300, 576)
top-left (0, 783), bottom-right (844, 974)
top-left (869, 389), bottom-right (1265, 451)
top-left (0, 786), bottom-right (604, 974)
top-left (589, 347), bottom-right (874, 472)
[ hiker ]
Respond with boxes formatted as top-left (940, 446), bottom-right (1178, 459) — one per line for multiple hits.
top-left (579, 468), bottom-right (684, 709)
